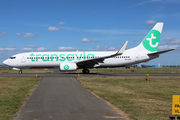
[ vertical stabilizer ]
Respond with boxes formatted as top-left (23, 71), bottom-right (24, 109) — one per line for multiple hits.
top-left (135, 22), bottom-right (164, 53)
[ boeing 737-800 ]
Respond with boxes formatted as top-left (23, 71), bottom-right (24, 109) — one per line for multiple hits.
top-left (3, 22), bottom-right (174, 74)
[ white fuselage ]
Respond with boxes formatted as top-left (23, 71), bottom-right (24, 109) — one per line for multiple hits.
top-left (3, 48), bottom-right (158, 69)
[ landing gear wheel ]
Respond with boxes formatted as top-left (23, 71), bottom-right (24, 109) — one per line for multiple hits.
top-left (19, 70), bottom-right (22, 74)
top-left (82, 69), bottom-right (89, 74)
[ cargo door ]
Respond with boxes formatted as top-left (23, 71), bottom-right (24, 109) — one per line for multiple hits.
top-left (21, 54), bottom-right (26, 63)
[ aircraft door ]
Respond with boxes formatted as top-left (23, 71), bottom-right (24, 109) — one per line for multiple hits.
top-left (135, 53), bottom-right (140, 62)
top-left (21, 54), bottom-right (26, 63)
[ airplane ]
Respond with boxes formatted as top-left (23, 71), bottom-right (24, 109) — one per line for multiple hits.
top-left (152, 63), bottom-right (161, 68)
top-left (3, 22), bottom-right (174, 74)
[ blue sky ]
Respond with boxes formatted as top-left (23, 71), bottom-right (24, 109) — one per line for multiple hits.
top-left (0, 0), bottom-right (180, 65)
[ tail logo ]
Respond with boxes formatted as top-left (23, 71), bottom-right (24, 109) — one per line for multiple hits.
top-left (146, 33), bottom-right (158, 48)
top-left (142, 29), bottom-right (161, 52)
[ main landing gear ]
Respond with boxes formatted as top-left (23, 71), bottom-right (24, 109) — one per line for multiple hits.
top-left (19, 70), bottom-right (22, 74)
top-left (82, 69), bottom-right (89, 74)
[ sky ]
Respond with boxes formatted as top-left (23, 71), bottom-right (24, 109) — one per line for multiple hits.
top-left (0, 0), bottom-right (180, 65)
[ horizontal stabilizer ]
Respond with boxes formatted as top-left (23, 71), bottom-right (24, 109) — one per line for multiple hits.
top-left (148, 49), bottom-right (175, 55)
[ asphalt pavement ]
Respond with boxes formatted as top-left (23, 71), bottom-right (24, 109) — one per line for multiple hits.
top-left (14, 77), bottom-right (125, 120)
top-left (0, 70), bottom-right (180, 77)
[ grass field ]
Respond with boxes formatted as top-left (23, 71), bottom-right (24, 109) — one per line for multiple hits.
top-left (0, 77), bottom-right (42, 120)
top-left (75, 68), bottom-right (180, 73)
top-left (78, 76), bottom-right (180, 120)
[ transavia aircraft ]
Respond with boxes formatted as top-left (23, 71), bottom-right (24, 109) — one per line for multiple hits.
top-left (3, 22), bottom-right (174, 74)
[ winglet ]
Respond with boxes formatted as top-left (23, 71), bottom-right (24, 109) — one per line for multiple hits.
top-left (116, 41), bottom-right (128, 55)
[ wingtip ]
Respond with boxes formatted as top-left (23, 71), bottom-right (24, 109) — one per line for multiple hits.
top-left (116, 41), bottom-right (128, 55)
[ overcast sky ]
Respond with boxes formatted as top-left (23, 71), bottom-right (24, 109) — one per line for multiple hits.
top-left (0, 0), bottom-right (180, 65)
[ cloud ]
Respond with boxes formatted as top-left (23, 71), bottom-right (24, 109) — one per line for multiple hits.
top-left (47, 26), bottom-right (62, 31)
top-left (21, 45), bottom-right (48, 51)
top-left (58, 22), bottom-right (65, 25)
top-left (131, 0), bottom-right (162, 7)
top-left (36, 47), bottom-right (48, 51)
top-left (81, 38), bottom-right (90, 43)
top-left (0, 46), bottom-right (17, 51)
top-left (16, 33), bottom-right (21, 36)
top-left (57, 47), bottom-right (79, 51)
top-left (88, 46), bottom-right (117, 51)
top-left (0, 32), bottom-right (8, 37)
top-left (16, 33), bottom-right (37, 38)
top-left (21, 47), bottom-right (34, 51)
top-left (4, 47), bottom-right (17, 51)
top-left (81, 38), bottom-right (99, 43)
top-left (158, 45), bottom-right (180, 51)
top-left (0, 52), bottom-right (6, 54)
top-left (165, 37), bottom-right (180, 44)
top-left (25, 45), bottom-right (38, 48)
top-left (146, 20), bottom-right (157, 25)
top-left (131, 0), bottom-right (180, 7)
top-left (21, 45), bottom-right (37, 51)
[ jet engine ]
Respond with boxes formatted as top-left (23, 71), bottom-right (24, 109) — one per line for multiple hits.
top-left (59, 63), bottom-right (77, 71)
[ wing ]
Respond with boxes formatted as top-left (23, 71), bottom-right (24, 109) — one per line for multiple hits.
top-left (76, 41), bottom-right (128, 68)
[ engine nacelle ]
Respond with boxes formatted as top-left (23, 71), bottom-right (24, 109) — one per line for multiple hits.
top-left (59, 63), bottom-right (77, 71)
top-left (13, 68), bottom-right (21, 70)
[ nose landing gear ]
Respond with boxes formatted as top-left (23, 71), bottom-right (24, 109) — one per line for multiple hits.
top-left (19, 70), bottom-right (22, 74)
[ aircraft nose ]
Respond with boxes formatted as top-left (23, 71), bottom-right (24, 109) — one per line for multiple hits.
top-left (3, 59), bottom-right (9, 66)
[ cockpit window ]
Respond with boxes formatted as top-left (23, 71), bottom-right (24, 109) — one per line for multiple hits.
top-left (10, 57), bottom-right (16, 59)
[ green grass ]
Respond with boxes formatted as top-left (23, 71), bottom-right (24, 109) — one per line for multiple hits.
top-left (78, 76), bottom-right (180, 120)
top-left (75, 68), bottom-right (180, 73)
top-left (0, 77), bottom-right (42, 120)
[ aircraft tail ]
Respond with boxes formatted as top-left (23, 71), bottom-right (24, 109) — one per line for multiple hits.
top-left (135, 22), bottom-right (164, 53)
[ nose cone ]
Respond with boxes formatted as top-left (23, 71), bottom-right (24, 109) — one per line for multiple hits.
top-left (3, 59), bottom-right (9, 66)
